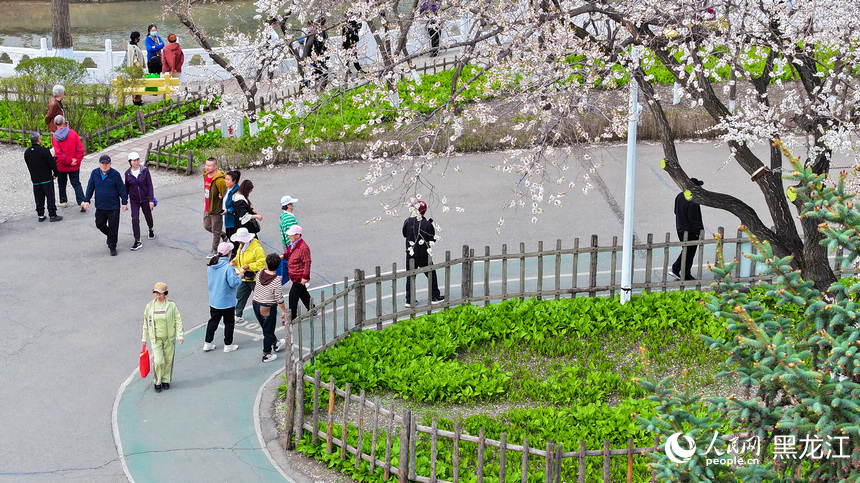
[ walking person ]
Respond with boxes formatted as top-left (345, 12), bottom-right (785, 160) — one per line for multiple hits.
top-left (51, 115), bottom-right (86, 210)
top-left (284, 225), bottom-right (313, 321)
top-left (670, 178), bottom-right (705, 281)
top-left (253, 253), bottom-right (287, 363)
top-left (145, 24), bottom-right (165, 73)
top-left (231, 180), bottom-right (263, 234)
top-left (161, 33), bottom-right (184, 77)
top-left (402, 200), bottom-right (444, 307)
top-left (279, 195), bottom-right (298, 252)
top-left (203, 157), bottom-right (227, 258)
top-left (82, 155), bottom-right (129, 256)
top-left (126, 31), bottom-right (147, 105)
top-left (205, 242), bottom-right (242, 353)
top-left (23, 132), bottom-right (62, 223)
top-left (230, 227), bottom-right (266, 322)
top-left (142, 282), bottom-right (184, 393)
top-left (124, 152), bottom-right (155, 251)
top-left (341, 16), bottom-right (363, 73)
top-left (420, 0), bottom-right (442, 57)
top-left (45, 85), bottom-right (65, 133)
top-left (222, 170), bottom-right (241, 257)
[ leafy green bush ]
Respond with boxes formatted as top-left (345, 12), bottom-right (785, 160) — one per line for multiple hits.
top-left (14, 57), bottom-right (87, 87)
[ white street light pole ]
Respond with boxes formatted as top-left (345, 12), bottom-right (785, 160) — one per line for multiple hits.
top-left (620, 55), bottom-right (640, 304)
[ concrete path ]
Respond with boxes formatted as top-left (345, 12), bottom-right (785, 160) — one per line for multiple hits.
top-left (3, 111), bottom-right (845, 482)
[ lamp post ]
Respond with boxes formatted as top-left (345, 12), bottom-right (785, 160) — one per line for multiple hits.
top-left (620, 54), bottom-right (640, 304)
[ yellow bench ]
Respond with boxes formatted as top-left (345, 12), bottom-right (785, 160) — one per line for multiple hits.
top-left (113, 73), bottom-right (181, 106)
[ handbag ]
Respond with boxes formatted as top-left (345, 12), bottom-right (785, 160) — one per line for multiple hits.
top-left (245, 218), bottom-right (261, 234)
top-left (139, 343), bottom-right (151, 378)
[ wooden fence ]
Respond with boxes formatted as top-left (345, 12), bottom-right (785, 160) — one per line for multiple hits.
top-left (279, 230), bottom-right (855, 482)
top-left (144, 117), bottom-right (220, 175)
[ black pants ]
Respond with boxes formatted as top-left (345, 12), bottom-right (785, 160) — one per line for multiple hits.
top-left (32, 182), bottom-right (57, 217)
top-left (406, 255), bottom-right (440, 303)
top-left (206, 306), bottom-right (235, 345)
top-left (672, 230), bottom-right (700, 280)
top-left (288, 281), bottom-right (312, 320)
top-left (253, 301), bottom-right (278, 354)
top-left (95, 208), bottom-right (120, 250)
top-left (428, 27), bottom-right (441, 56)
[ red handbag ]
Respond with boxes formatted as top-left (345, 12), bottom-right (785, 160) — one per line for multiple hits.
top-left (139, 343), bottom-right (151, 378)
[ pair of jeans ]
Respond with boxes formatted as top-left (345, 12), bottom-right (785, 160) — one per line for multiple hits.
top-left (206, 306), bottom-right (235, 345)
top-left (235, 281), bottom-right (254, 318)
top-left (288, 281), bottom-right (312, 320)
top-left (405, 255), bottom-right (441, 303)
top-left (32, 182), bottom-right (57, 217)
top-left (95, 208), bottom-right (120, 250)
top-left (57, 169), bottom-right (84, 205)
top-left (253, 301), bottom-right (278, 354)
top-left (671, 230), bottom-right (701, 280)
top-left (129, 199), bottom-right (154, 241)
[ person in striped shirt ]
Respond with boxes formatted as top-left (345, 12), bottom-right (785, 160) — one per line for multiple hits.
top-left (252, 253), bottom-right (287, 363)
top-left (279, 195), bottom-right (299, 251)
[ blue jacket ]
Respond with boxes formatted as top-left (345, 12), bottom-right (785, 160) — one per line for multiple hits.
top-left (145, 35), bottom-right (165, 61)
top-left (208, 257), bottom-right (241, 309)
top-left (85, 167), bottom-right (128, 210)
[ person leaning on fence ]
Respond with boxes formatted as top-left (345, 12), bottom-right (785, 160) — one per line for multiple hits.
top-left (670, 178), bottom-right (705, 281)
top-left (203, 158), bottom-right (227, 258)
top-left (51, 114), bottom-right (86, 211)
top-left (402, 200), bottom-right (444, 307)
top-left (45, 85), bottom-right (65, 133)
top-left (23, 132), bottom-right (62, 223)
top-left (142, 282), bottom-right (184, 393)
top-left (253, 253), bottom-right (287, 363)
top-left (231, 227), bottom-right (266, 323)
top-left (161, 33), bottom-right (184, 78)
top-left (126, 31), bottom-right (146, 106)
top-left (124, 151), bottom-right (155, 251)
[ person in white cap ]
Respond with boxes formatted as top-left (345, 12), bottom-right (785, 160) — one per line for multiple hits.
top-left (284, 225), bottom-right (313, 321)
top-left (279, 195), bottom-right (299, 252)
top-left (124, 151), bottom-right (156, 251)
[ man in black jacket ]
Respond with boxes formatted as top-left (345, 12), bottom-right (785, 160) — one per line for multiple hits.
top-left (23, 132), bottom-right (62, 222)
top-left (402, 200), bottom-right (444, 307)
top-left (670, 178), bottom-right (705, 280)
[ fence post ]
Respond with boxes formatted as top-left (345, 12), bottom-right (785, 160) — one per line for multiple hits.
top-left (354, 269), bottom-right (365, 327)
top-left (589, 235), bottom-right (599, 296)
top-left (461, 245), bottom-right (473, 300)
top-left (283, 321), bottom-right (297, 449)
top-left (603, 440), bottom-right (610, 482)
top-left (186, 150), bottom-right (193, 175)
top-left (294, 364), bottom-right (306, 449)
top-left (398, 409), bottom-right (411, 483)
top-left (135, 109), bottom-right (146, 134)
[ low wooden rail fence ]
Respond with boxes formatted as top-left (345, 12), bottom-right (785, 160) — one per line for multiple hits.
top-left (279, 230), bottom-right (857, 481)
top-left (144, 117), bottom-right (219, 174)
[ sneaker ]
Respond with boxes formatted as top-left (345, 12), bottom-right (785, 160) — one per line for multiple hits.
top-left (668, 270), bottom-right (681, 280)
top-left (148, 229), bottom-right (155, 240)
top-left (236, 316), bottom-right (245, 323)
top-left (110, 248), bottom-right (118, 256)
top-left (38, 216), bottom-right (46, 222)
top-left (223, 344), bottom-right (239, 353)
top-left (80, 206), bottom-right (86, 213)
top-left (431, 295), bottom-right (446, 304)
top-left (131, 240), bottom-right (143, 251)
top-left (49, 215), bottom-right (63, 222)
top-left (404, 302), bottom-right (412, 308)
top-left (262, 353), bottom-right (277, 363)
top-left (274, 338), bottom-right (286, 352)
top-left (203, 342), bottom-right (216, 351)
top-left (57, 202), bottom-right (68, 208)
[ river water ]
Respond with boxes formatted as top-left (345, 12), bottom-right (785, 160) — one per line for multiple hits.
top-left (0, 0), bottom-right (276, 50)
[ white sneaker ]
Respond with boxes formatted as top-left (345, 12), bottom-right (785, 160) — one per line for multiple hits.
top-left (203, 342), bottom-right (216, 351)
top-left (262, 353), bottom-right (277, 363)
top-left (223, 344), bottom-right (239, 353)
top-left (235, 316), bottom-right (245, 323)
top-left (274, 338), bottom-right (286, 352)
top-left (57, 202), bottom-right (69, 208)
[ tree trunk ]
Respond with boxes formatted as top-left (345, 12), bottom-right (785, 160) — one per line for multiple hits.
top-left (51, 0), bottom-right (73, 57)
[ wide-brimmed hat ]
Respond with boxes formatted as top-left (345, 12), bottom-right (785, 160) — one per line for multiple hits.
top-left (286, 225), bottom-right (303, 236)
top-left (230, 227), bottom-right (255, 243)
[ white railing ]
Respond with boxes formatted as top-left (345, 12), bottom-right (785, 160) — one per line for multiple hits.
top-left (0, 19), bottom-right (479, 83)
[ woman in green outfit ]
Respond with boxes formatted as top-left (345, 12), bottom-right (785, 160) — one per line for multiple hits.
top-left (142, 282), bottom-right (184, 393)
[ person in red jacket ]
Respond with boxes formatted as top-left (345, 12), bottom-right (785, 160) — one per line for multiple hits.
top-left (161, 34), bottom-right (185, 77)
top-left (283, 225), bottom-right (313, 321)
top-left (51, 115), bottom-right (86, 210)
